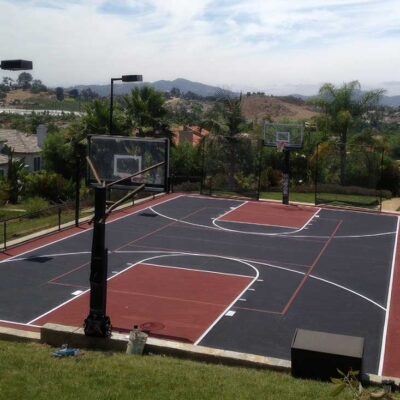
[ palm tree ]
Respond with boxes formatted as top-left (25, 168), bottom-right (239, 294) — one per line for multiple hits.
top-left (312, 81), bottom-right (384, 185)
top-left (123, 86), bottom-right (170, 138)
top-left (81, 99), bottom-right (111, 136)
top-left (1, 145), bottom-right (27, 204)
top-left (202, 92), bottom-right (250, 190)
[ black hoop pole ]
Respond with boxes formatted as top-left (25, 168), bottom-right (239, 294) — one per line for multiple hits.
top-left (84, 184), bottom-right (111, 337)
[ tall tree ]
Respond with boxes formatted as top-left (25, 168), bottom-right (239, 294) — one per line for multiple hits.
top-left (31, 79), bottom-right (47, 93)
top-left (123, 86), bottom-right (169, 138)
top-left (203, 91), bottom-right (247, 137)
top-left (312, 81), bottom-right (384, 185)
top-left (202, 92), bottom-right (248, 189)
top-left (17, 72), bottom-right (33, 90)
top-left (81, 99), bottom-right (111, 136)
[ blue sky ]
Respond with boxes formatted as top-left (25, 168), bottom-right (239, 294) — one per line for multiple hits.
top-left (1, 0), bottom-right (400, 95)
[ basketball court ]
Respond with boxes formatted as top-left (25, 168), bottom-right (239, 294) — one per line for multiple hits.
top-left (1, 193), bottom-right (400, 378)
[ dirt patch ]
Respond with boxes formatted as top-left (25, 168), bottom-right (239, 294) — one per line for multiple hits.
top-left (5, 89), bottom-right (53, 105)
top-left (241, 95), bottom-right (318, 122)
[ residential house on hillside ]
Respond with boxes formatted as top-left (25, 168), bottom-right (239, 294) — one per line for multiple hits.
top-left (171, 126), bottom-right (209, 146)
top-left (0, 126), bottom-right (48, 177)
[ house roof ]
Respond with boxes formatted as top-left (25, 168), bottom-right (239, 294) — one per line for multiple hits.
top-left (0, 154), bottom-right (8, 165)
top-left (0, 129), bottom-right (41, 154)
top-left (171, 126), bottom-right (209, 145)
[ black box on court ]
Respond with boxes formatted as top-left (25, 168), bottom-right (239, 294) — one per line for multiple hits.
top-left (291, 329), bottom-right (364, 380)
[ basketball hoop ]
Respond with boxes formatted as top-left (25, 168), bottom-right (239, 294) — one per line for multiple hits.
top-left (277, 140), bottom-right (288, 152)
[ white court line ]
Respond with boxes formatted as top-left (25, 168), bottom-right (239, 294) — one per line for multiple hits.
top-left (116, 250), bottom-right (391, 312)
top-left (212, 206), bottom-right (322, 236)
top-left (378, 216), bottom-right (400, 375)
top-left (194, 258), bottom-right (259, 345)
top-left (150, 203), bottom-right (395, 239)
top-left (27, 251), bottom-right (259, 325)
top-left (213, 201), bottom-right (248, 222)
top-left (150, 204), bottom-right (321, 237)
top-left (22, 246), bottom-right (388, 336)
top-left (0, 318), bottom-right (40, 328)
top-left (247, 259), bottom-right (387, 311)
top-left (141, 261), bottom-right (255, 279)
top-left (10, 246), bottom-right (386, 325)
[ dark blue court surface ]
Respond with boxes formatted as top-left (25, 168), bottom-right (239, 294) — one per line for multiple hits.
top-left (0, 194), bottom-right (398, 377)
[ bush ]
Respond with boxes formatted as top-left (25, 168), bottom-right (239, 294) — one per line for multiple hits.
top-left (0, 180), bottom-right (10, 204)
top-left (23, 172), bottom-right (73, 203)
top-left (22, 197), bottom-right (50, 216)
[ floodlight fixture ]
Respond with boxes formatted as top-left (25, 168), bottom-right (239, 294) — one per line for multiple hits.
top-left (0, 59), bottom-right (33, 71)
top-left (109, 74), bottom-right (143, 134)
top-left (121, 75), bottom-right (143, 82)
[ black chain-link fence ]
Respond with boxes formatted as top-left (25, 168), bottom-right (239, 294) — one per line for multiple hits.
top-left (200, 136), bottom-right (262, 199)
top-left (314, 143), bottom-right (388, 209)
top-left (170, 138), bottom-right (396, 210)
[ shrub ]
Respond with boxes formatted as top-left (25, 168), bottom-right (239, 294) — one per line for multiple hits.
top-left (22, 197), bottom-right (50, 216)
top-left (23, 172), bottom-right (73, 203)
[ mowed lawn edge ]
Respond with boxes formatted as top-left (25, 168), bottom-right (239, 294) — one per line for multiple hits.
top-left (0, 340), bottom-right (353, 400)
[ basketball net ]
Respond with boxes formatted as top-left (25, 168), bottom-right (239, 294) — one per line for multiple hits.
top-left (277, 140), bottom-right (288, 153)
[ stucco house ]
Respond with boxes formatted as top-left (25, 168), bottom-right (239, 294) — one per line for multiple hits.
top-left (0, 125), bottom-right (47, 178)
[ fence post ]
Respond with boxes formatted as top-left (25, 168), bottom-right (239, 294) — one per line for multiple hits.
top-left (256, 140), bottom-right (263, 201)
top-left (314, 143), bottom-right (319, 205)
top-left (3, 221), bottom-right (6, 251)
top-left (75, 158), bottom-right (81, 227)
top-left (379, 149), bottom-right (384, 212)
top-left (200, 138), bottom-right (206, 195)
top-left (58, 207), bottom-right (61, 231)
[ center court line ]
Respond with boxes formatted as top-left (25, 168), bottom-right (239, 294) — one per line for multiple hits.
top-left (281, 220), bottom-right (343, 315)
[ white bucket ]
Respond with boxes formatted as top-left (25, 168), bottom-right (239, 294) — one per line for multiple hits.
top-left (126, 327), bottom-right (148, 355)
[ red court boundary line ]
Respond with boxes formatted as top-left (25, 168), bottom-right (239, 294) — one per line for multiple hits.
top-left (281, 220), bottom-right (343, 315)
top-left (381, 216), bottom-right (400, 377)
top-left (0, 193), bottom-right (181, 263)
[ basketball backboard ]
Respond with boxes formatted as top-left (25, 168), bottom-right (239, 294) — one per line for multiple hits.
top-left (264, 122), bottom-right (304, 150)
top-left (87, 135), bottom-right (169, 192)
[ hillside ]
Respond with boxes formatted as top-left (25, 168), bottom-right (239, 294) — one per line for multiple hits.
top-left (241, 95), bottom-right (318, 122)
top-left (3, 89), bottom-right (54, 106)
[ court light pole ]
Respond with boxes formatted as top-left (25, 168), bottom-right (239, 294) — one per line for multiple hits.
top-left (109, 74), bottom-right (143, 134)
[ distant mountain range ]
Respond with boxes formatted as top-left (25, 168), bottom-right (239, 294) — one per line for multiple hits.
top-left (72, 78), bottom-right (232, 98)
top-left (71, 78), bottom-right (400, 107)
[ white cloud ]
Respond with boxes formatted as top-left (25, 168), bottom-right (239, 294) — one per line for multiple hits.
top-left (0, 0), bottom-right (399, 94)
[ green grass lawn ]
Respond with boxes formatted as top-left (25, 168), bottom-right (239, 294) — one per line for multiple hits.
top-left (0, 340), bottom-right (352, 400)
